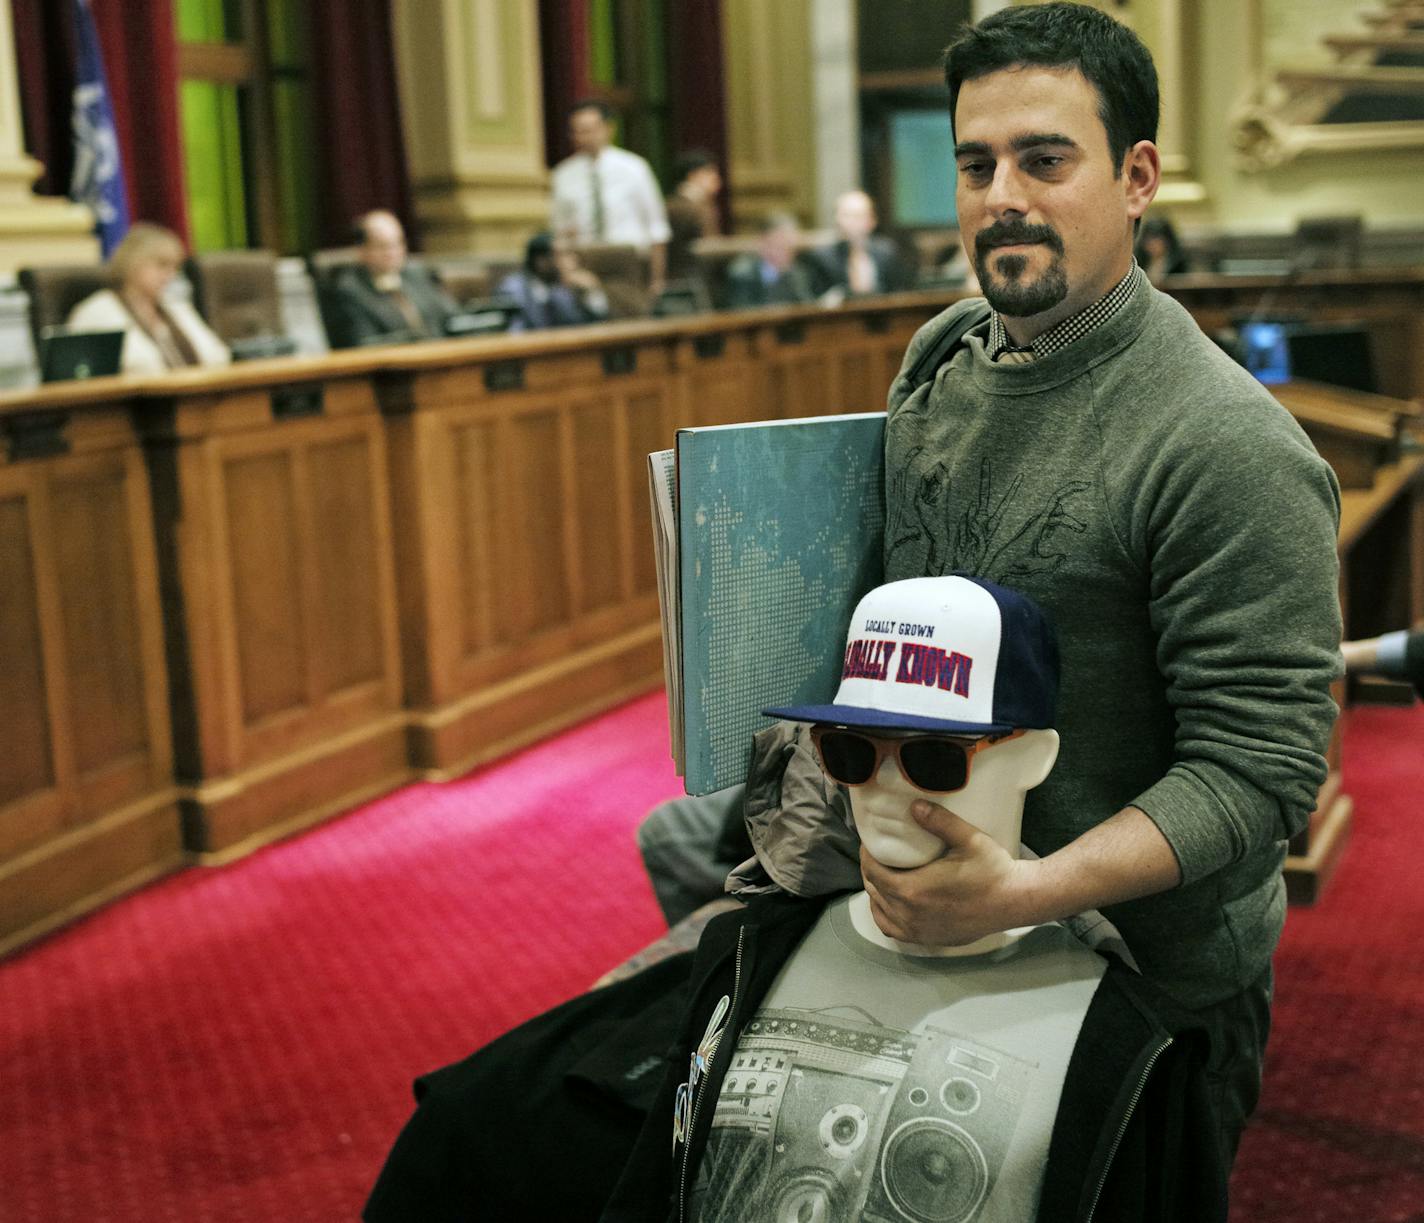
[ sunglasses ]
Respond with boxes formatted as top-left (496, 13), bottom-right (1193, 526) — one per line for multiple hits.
top-left (810, 726), bottom-right (1023, 794)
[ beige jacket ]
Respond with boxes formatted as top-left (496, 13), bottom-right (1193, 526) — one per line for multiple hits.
top-left (66, 288), bottom-right (231, 375)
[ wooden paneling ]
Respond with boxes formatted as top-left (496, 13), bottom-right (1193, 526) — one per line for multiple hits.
top-left (0, 406), bottom-right (180, 955)
top-left (147, 378), bottom-right (408, 855)
top-left (0, 488), bottom-right (53, 815)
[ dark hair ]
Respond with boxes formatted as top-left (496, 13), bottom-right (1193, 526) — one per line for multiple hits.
top-left (524, 230), bottom-right (555, 269)
top-left (568, 98), bottom-right (614, 122)
top-left (942, 2), bottom-right (1158, 172)
top-left (674, 149), bottom-right (717, 187)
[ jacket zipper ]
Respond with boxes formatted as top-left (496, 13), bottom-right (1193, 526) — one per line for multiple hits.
top-left (678, 925), bottom-right (746, 1223)
top-left (1084, 1035), bottom-right (1172, 1222)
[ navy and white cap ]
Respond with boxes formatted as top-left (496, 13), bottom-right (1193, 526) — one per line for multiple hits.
top-left (763, 575), bottom-right (1059, 736)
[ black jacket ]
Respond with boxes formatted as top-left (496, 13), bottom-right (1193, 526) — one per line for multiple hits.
top-left (326, 264), bottom-right (459, 348)
top-left (806, 235), bottom-right (914, 297)
top-left (365, 894), bottom-right (1227, 1222)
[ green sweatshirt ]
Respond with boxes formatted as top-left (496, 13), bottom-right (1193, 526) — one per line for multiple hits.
top-left (884, 286), bottom-right (1342, 1009)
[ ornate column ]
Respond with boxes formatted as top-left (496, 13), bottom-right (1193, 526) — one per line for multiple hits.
top-left (809, 0), bottom-right (858, 227)
top-left (721, 0), bottom-right (817, 226)
top-left (0, 0), bottom-right (99, 271)
top-left (391, 0), bottom-right (549, 254)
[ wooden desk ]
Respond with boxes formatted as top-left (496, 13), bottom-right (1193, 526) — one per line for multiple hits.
top-left (1165, 266), bottom-right (1424, 401)
top-left (0, 294), bottom-right (946, 953)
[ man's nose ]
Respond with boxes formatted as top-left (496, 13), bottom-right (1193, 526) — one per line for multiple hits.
top-left (984, 162), bottom-right (1030, 219)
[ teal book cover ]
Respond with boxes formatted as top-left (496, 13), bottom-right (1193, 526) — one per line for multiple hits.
top-left (678, 413), bottom-right (886, 795)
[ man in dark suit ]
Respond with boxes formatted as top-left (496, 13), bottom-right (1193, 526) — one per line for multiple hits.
top-left (723, 213), bottom-right (817, 309)
top-left (806, 190), bottom-right (914, 300)
top-left (497, 232), bottom-right (609, 331)
top-left (327, 210), bottom-right (460, 348)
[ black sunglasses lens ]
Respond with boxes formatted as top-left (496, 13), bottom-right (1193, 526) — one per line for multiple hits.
top-left (898, 738), bottom-right (969, 792)
top-left (818, 731), bottom-right (878, 785)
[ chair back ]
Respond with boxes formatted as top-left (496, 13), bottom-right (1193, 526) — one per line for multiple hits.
top-left (186, 249), bottom-right (283, 342)
top-left (306, 247), bottom-right (361, 348)
top-left (18, 264), bottom-right (112, 353)
top-left (570, 242), bottom-right (650, 318)
top-left (1294, 215), bottom-right (1364, 270)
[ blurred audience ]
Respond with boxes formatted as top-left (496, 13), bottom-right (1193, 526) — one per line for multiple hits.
top-left (724, 213), bottom-right (817, 309)
top-left (665, 149), bottom-right (722, 289)
top-left (550, 99), bottom-right (670, 296)
top-left (327, 210), bottom-right (460, 348)
top-left (67, 222), bottom-right (230, 374)
top-left (498, 233), bottom-right (610, 331)
top-left (807, 190), bottom-right (913, 302)
top-left (1135, 214), bottom-right (1189, 282)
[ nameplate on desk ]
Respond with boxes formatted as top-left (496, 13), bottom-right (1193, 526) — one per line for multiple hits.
top-left (270, 385), bottom-right (324, 421)
top-left (775, 322), bottom-right (806, 345)
top-left (3, 410), bottom-right (71, 461)
top-left (602, 347), bottom-right (637, 376)
top-left (694, 334), bottom-right (726, 360)
top-left (485, 360), bottom-right (525, 392)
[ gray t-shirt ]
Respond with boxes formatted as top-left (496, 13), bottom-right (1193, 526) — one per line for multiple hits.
top-left (691, 895), bottom-right (1107, 1223)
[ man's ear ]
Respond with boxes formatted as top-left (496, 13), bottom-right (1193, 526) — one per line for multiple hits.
top-left (1123, 140), bottom-right (1162, 222)
top-left (995, 729), bottom-right (1060, 789)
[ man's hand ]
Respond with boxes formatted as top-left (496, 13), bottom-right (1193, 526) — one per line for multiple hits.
top-left (859, 801), bottom-right (1183, 947)
top-left (860, 800), bottom-right (1034, 946)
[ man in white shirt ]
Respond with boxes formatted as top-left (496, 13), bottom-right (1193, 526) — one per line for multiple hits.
top-left (550, 99), bottom-right (671, 297)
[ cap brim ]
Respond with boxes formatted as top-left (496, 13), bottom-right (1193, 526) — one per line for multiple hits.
top-left (761, 702), bottom-right (1014, 737)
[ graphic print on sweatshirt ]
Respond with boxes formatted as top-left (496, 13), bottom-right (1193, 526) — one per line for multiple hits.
top-left (690, 1008), bottom-right (1033, 1223)
top-left (886, 451), bottom-right (1091, 586)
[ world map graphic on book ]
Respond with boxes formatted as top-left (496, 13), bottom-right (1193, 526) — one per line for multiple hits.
top-left (650, 413), bottom-right (887, 795)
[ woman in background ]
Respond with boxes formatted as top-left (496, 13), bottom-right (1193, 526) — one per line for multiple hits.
top-left (67, 222), bottom-right (230, 374)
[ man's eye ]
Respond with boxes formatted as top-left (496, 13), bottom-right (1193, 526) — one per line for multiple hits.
top-left (1032, 155), bottom-right (1065, 171)
top-left (959, 162), bottom-right (991, 179)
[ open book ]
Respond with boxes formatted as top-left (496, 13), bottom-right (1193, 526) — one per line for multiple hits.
top-left (649, 413), bottom-right (887, 795)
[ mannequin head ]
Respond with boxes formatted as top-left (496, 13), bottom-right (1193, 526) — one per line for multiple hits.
top-left (836, 725), bottom-right (1059, 869)
top-left (765, 574), bottom-right (1061, 954)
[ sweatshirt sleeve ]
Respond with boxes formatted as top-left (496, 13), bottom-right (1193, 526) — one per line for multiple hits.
top-left (1127, 397), bottom-right (1343, 884)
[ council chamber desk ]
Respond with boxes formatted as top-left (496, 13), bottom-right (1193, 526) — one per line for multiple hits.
top-left (2, 273), bottom-right (1420, 953)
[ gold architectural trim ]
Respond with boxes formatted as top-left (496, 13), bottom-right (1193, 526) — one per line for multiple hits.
top-left (1230, 0), bottom-right (1424, 170)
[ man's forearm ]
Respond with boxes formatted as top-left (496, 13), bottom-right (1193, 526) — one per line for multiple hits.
top-left (1012, 805), bottom-right (1182, 927)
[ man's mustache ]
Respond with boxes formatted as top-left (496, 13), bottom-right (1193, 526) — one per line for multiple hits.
top-left (976, 223), bottom-right (1064, 256)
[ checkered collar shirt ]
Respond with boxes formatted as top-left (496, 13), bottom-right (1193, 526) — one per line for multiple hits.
top-left (986, 259), bottom-right (1144, 363)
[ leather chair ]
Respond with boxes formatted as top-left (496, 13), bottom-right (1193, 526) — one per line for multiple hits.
top-left (17, 264), bottom-right (111, 354)
top-left (305, 246), bottom-right (362, 349)
top-left (1294, 215), bottom-right (1364, 271)
top-left (185, 250), bottom-right (287, 347)
top-left (569, 242), bottom-right (651, 318)
top-left (431, 264), bottom-right (494, 307)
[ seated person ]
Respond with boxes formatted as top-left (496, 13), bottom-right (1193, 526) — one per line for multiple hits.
top-left (364, 576), bottom-right (1225, 1223)
top-left (1342, 628), bottom-right (1424, 698)
top-left (665, 149), bottom-right (722, 291)
top-left (1134, 214), bottom-right (1189, 283)
top-left (723, 213), bottom-right (816, 310)
top-left (497, 232), bottom-right (609, 331)
top-left (66, 222), bottom-right (230, 374)
top-left (806, 189), bottom-right (914, 302)
top-left (326, 210), bottom-right (459, 348)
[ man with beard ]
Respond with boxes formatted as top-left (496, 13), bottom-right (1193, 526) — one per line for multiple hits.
top-left (872, 2), bottom-right (1341, 1173)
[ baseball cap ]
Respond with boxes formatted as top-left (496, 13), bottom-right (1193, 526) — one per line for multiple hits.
top-left (762, 575), bottom-right (1058, 736)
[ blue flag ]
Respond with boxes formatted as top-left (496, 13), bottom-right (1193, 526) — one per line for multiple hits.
top-left (69, 0), bottom-right (129, 256)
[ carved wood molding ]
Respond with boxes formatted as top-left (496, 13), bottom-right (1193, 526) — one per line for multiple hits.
top-left (1232, 0), bottom-right (1424, 170)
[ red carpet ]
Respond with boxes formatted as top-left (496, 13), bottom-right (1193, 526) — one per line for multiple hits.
top-left (1230, 703), bottom-right (1424, 1222)
top-left (0, 694), bottom-right (1420, 1221)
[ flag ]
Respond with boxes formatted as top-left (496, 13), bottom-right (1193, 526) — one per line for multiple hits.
top-left (69, 0), bottom-right (129, 256)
